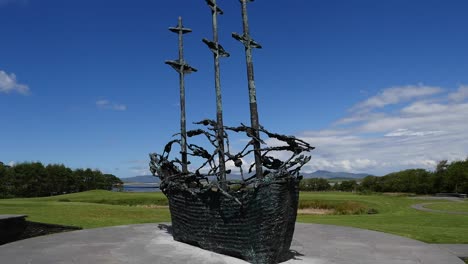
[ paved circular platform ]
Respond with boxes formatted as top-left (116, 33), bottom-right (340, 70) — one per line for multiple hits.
top-left (0, 223), bottom-right (463, 264)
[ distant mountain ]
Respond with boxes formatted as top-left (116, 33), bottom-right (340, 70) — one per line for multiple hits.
top-left (121, 175), bottom-right (159, 184)
top-left (303, 170), bottom-right (370, 179)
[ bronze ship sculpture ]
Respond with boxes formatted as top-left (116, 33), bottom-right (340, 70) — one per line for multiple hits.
top-left (150, 1), bottom-right (314, 263)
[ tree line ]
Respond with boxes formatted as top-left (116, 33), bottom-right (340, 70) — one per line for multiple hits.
top-left (361, 159), bottom-right (468, 194)
top-left (299, 178), bottom-right (358, 192)
top-left (0, 161), bottom-right (123, 198)
top-left (299, 159), bottom-right (468, 195)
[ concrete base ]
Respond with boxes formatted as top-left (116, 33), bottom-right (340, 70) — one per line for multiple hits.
top-left (0, 214), bottom-right (82, 246)
top-left (0, 223), bottom-right (463, 264)
top-left (0, 215), bottom-right (27, 245)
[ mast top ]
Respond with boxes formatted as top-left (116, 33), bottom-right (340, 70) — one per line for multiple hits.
top-left (168, 17), bottom-right (192, 34)
top-left (205, 0), bottom-right (224, 14)
top-left (165, 16), bottom-right (197, 74)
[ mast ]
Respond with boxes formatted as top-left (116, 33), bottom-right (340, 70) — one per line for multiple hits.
top-left (233, 0), bottom-right (263, 179)
top-left (203, 0), bottom-right (230, 187)
top-left (165, 17), bottom-right (197, 174)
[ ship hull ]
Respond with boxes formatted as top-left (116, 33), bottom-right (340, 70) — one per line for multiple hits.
top-left (164, 174), bottom-right (300, 264)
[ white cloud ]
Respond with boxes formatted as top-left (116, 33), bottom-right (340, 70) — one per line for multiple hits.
top-left (448, 85), bottom-right (468, 102)
top-left (357, 103), bottom-right (468, 133)
top-left (225, 158), bottom-right (253, 176)
top-left (350, 85), bottom-right (443, 113)
top-left (96, 99), bottom-right (127, 111)
top-left (335, 112), bottom-right (387, 125)
top-left (400, 101), bottom-right (448, 115)
top-left (401, 159), bottom-right (438, 168)
top-left (302, 158), bottom-right (379, 174)
top-left (384, 129), bottom-right (442, 137)
top-left (0, 70), bottom-right (30, 95)
top-left (295, 84), bottom-right (468, 175)
top-left (7, 161), bottom-right (16, 167)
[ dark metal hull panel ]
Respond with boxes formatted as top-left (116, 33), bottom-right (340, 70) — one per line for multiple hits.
top-left (165, 175), bottom-right (300, 264)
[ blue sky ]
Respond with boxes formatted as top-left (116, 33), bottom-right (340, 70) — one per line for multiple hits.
top-left (1, 0), bottom-right (468, 177)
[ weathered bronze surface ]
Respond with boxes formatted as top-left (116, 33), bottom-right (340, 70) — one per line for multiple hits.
top-left (165, 17), bottom-right (197, 174)
top-left (151, 2), bottom-right (314, 263)
top-left (150, 121), bottom-right (314, 184)
top-left (203, 0), bottom-right (229, 188)
top-left (233, 0), bottom-right (263, 179)
top-left (149, 120), bottom-right (313, 264)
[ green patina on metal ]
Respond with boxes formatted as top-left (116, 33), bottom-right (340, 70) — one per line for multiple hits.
top-left (203, 0), bottom-right (229, 189)
top-left (152, 1), bottom-right (314, 263)
top-left (234, 0), bottom-right (263, 179)
top-left (165, 17), bottom-right (197, 174)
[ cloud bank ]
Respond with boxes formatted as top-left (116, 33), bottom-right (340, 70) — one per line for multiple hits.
top-left (295, 84), bottom-right (468, 175)
top-left (0, 70), bottom-right (30, 95)
top-left (350, 85), bottom-right (443, 113)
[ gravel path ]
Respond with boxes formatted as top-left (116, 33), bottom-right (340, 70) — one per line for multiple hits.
top-left (411, 202), bottom-right (468, 215)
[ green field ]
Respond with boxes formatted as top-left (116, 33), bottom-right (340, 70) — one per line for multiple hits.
top-left (0, 191), bottom-right (170, 228)
top-left (1, 191), bottom-right (467, 244)
top-left (297, 193), bottom-right (468, 243)
top-left (424, 201), bottom-right (468, 212)
top-left (33, 190), bottom-right (169, 206)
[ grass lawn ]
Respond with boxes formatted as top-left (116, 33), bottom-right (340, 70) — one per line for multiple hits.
top-left (1, 191), bottom-right (467, 244)
top-left (297, 193), bottom-right (468, 244)
top-left (0, 191), bottom-right (170, 229)
top-left (32, 190), bottom-right (169, 206)
top-left (424, 201), bottom-right (468, 212)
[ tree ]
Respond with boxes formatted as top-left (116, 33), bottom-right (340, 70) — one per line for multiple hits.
top-left (103, 174), bottom-right (123, 190)
top-left (0, 162), bottom-right (6, 197)
top-left (337, 180), bottom-right (358, 192)
top-left (299, 178), bottom-right (331, 191)
top-left (361, 176), bottom-right (382, 192)
top-left (0, 161), bottom-right (123, 197)
top-left (10, 162), bottom-right (47, 197)
top-left (436, 160), bottom-right (449, 174)
top-left (360, 170), bottom-right (433, 194)
top-left (45, 164), bottom-right (73, 195)
top-left (432, 160), bottom-right (449, 193)
top-left (445, 161), bottom-right (468, 193)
